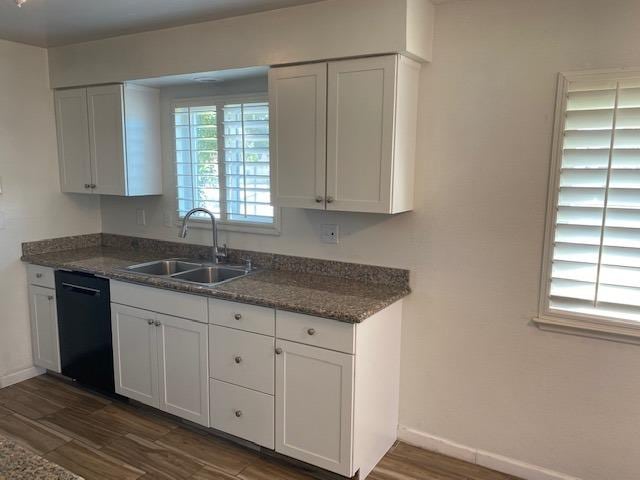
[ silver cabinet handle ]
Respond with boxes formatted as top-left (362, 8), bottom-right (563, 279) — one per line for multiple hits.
top-left (35, 273), bottom-right (43, 278)
top-left (326, 196), bottom-right (334, 204)
top-left (234, 313), bottom-right (242, 320)
top-left (315, 196), bottom-right (323, 203)
top-left (154, 320), bottom-right (161, 327)
top-left (234, 356), bottom-right (242, 364)
top-left (307, 328), bottom-right (316, 336)
top-left (47, 295), bottom-right (54, 301)
top-left (275, 347), bottom-right (283, 355)
top-left (147, 319), bottom-right (154, 325)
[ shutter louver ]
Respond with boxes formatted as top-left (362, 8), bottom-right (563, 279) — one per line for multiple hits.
top-left (174, 98), bottom-right (274, 225)
top-left (549, 77), bottom-right (640, 322)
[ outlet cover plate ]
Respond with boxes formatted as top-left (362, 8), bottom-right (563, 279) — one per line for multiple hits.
top-left (321, 224), bottom-right (339, 244)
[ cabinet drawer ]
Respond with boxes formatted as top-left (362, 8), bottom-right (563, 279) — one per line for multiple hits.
top-left (27, 265), bottom-right (55, 289)
top-left (110, 280), bottom-right (207, 323)
top-left (209, 299), bottom-right (275, 336)
top-left (210, 325), bottom-right (274, 395)
top-left (210, 379), bottom-right (274, 449)
top-left (276, 311), bottom-right (355, 354)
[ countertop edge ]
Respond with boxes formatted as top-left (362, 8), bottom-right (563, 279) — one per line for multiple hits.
top-left (22, 256), bottom-right (411, 324)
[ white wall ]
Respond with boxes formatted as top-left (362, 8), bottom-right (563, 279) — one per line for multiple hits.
top-left (0, 39), bottom-right (101, 381)
top-left (100, 1), bottom-right (640, 479)
top-left (47, 0), bottom-right (434, 88)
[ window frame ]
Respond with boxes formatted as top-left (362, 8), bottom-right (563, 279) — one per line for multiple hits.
top-left (170, 93), bottom-right (280, 236)
top-left (535, 68), bottom-right (640, 344)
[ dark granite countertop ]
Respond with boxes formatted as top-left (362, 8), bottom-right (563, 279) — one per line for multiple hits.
top-left (0, 435), bottom-right (81, 479)
top-left (22, 244), bottom-right (410, 323)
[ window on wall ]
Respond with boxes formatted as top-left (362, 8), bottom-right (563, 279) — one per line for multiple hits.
top-left (173, 95), bottom-right (276, 232)
top-left (539, 70), bottom-right (640, 336)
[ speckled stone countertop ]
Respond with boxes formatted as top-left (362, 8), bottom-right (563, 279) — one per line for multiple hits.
top-left (0, 435), bottom-right (81, 479)
top-left (21, 236), bottom-right (410, 323)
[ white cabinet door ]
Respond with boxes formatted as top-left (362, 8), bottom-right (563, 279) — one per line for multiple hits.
top-left (275, 340), bottom-right (355, 477)
top-left (270, 63), bottom-right (327, 209)
top-left (54, 88), bottom-right (92, 194)
top-left (157, 313), bottom-right (209, 427)
top-left (87, 85), bottom-right (126, 195)
top-left (111, 304), bottom-right (159, 407)
top-left (326, 55), bottom-right (397, 213)
top-left (28, 286), bottom-right (61, 373)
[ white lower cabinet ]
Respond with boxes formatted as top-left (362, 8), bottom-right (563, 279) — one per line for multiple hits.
top-left (111, 304), bottom-right (159, 407)
top-left (111, 303), bottom-right (209, 426)
top-left (157, 313), bottom-right (209, 426)
top-left (210, 379), bottom-right (274, 449)
top-left (275, 339), bottom-right (355, 477)
top-left (28, 285), bottom-right (61, 373)
top-left (110, 288), bottom-right (403, 479)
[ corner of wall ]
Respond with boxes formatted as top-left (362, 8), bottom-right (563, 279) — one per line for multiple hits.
top-left (405, 0), bottom-right (435, 62)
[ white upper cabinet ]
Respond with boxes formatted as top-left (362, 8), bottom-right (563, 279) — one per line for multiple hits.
top-left (271, 54), bottom-right (420, 214)
top-left (54, 88), bottom-right (92, 194)
top-left (87, 85), bottom-right (127, 195)
top-left (54, 83), bottom-right (161, 196)
top-left (269, 63), bottom-right (327, 210)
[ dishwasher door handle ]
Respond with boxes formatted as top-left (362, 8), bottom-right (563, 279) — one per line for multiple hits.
top-left (61, 283), bottom-right (102, 296)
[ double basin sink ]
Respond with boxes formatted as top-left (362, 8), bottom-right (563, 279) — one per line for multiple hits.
top-left (124, 259), bottom-right (251, 286)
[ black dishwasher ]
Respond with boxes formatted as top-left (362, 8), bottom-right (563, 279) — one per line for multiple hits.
top-left (55, 270), bottom-right (115, 394)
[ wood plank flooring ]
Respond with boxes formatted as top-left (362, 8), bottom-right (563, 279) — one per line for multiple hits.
top-left (0, 375), bottom-right (522, 480)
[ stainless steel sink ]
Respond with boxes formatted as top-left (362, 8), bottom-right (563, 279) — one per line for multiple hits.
top-left (123, 258), bottom-right (251, 286)
top-left (126, 260), bottom-right (202, 276)
top-left (171, 266), bottom-right (248, 285)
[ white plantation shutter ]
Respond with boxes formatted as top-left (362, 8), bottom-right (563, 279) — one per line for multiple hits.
top-left (547, 74), bottom-right (640, 322)
top-left (173, 95), bottom-right (274, 226)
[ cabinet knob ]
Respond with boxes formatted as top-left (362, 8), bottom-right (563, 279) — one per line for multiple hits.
top-left (234, 356), bottom-right (242, 364)
top-left (36, 273), bottom-right (43, 278)
top-left (147, 319), bottom-right (154, 325)
top-left (275, 347), bottom-right (283, 355)
top-left (326, 196), bottom-right (334, 204)
top-left (90, 184), bottom-right (97, 189)
top-left (234, 313), bottom-right (242, 320)
top-left (47, 295), bottom-right (54, 301)
top-left (315, 196), bottom-right (323, 203)
top-left (307, 328), bottom-right (316, 336)
top-left (154, 320), bottom-right (161, 327)
top-left (84, 184), bottom-right (91, 189)
top-left (234, 410), bottom-right (243, 418)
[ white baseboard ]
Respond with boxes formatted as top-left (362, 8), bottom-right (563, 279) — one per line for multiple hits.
top-left (0, 366), bottom-right (45, 389)
top-left (397, 425), bottom-right (581, 480)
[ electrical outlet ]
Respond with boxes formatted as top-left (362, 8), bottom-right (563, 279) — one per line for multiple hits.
top-left (136, 208), bottom-right (146, 226)
top-left (321, 224), bottom-right (339, 244)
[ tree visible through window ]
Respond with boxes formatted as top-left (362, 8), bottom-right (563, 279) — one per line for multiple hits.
top-left (174, 96), bottom-right (274, 226)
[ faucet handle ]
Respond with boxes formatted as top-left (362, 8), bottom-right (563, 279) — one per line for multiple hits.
top-left (216, 243), bottom-right (228, 260)
top-left (242, 257), bottom-right (253, 271)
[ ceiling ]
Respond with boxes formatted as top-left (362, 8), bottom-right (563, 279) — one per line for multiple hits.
top-left (0, 0), bottom-right (325, 48)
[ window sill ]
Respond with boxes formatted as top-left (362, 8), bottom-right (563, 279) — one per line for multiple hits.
top-left (177, 217), bottom-right (281, 236)
top-left (533, 314), bottom-right (640, 345)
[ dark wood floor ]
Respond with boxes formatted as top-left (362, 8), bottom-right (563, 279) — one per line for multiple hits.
top-left (0, 375), bottom-right (521, 480)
